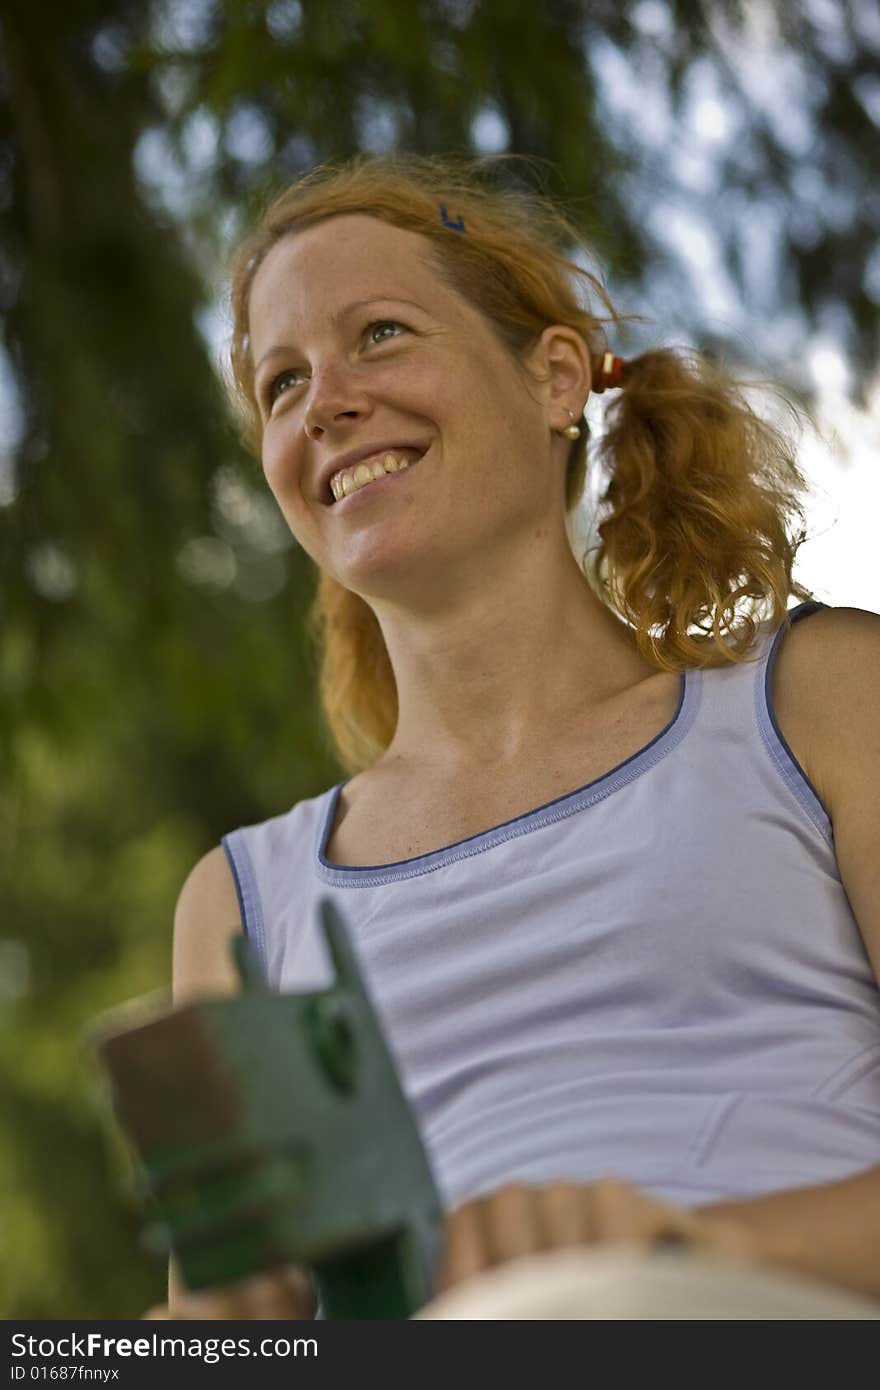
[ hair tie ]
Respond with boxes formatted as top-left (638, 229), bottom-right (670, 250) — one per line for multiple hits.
top-left (438, 204), bottom-right (466, 233)
top-left (592, 352), bottom-right (628, 393)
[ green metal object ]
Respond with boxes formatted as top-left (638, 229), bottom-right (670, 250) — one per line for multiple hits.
top-left (94, 897), bottom-right (444, 1319)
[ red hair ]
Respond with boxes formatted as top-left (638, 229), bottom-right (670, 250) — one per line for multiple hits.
top-left (227, 152), bottom-right (815, 774)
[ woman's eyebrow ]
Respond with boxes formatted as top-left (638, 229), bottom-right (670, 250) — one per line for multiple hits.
top-left (254, 296), bottom-right (428, 374)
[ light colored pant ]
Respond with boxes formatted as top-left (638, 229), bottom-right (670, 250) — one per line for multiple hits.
top-left (414, 1246), bottom-right (880, 1320)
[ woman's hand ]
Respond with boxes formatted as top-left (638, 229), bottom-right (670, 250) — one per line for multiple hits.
top-left (142, 1266), bottom-right (316, 1320)
top-left (434, 1178), bottom-right (757, 1295)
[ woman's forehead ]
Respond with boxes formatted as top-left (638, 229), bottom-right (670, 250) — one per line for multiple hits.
top-left (251, 215), bottom-right (439, 312)
top-left (248, 214), bottom-right (468, 355)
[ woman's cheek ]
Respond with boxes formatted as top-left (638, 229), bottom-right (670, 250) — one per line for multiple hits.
top-left (256, 457), bottom-right (305, 552)
top-left (261, 430), bottom-right (305, 511)
top-left (260, 428), bottom-right (288, 494)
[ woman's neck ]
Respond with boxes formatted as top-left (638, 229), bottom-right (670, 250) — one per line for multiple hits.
top-left (370, 545), bottom-right (659, 771)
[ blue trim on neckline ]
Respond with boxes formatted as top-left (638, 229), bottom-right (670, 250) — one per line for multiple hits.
top-left (316, 664), bottom-right (699, 886)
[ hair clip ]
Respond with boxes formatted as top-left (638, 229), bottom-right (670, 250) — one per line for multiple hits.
top-left (592, 352), bottom-right (627, 392)
top-left (438, 204), bottom-right (466, 233)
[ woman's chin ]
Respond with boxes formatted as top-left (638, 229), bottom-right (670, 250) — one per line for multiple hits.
top-left (331, 547), bottom-right (452, 606)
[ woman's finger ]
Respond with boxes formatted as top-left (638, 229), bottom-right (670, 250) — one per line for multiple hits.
top-left (436, 1197), bottom-right (494, 1293)
top-left (166, 1266), bottom-right (314, 1319)
top-left (170, 1284), bottom-right (245, 1319)
top-left (481, 1183), bottom-right (544, 1267)
top-left (534, 1181), bottom-right (592, 1248)
top-left (585, 1179), bottom-right (725, 1253)
top-left (231, 1272), bottom-right (297, 1320)
top-left (433, 1178), bottom-right (757, 1301)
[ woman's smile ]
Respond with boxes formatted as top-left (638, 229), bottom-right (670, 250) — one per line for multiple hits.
top-left (247, 214), bottom-right (564, 592)
top-left (326, 448), bottom-right (427, 511)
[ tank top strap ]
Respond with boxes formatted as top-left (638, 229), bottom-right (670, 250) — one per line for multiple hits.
top-left (692, 598), bottom-right (831, 844)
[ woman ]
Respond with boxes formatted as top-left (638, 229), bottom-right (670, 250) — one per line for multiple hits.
top-left (156, 153), bottom-right (880, 1319)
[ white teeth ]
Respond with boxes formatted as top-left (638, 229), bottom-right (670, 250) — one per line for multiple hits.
top-left (330, 450), bottom-right (419, 502)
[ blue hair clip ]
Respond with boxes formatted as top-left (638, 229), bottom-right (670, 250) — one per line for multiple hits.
top-left (438, 204), bottom-right (466, 233)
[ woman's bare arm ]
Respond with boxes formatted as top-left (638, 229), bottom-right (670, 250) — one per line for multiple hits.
top-left (143, 846), bottom-right (315, 1319)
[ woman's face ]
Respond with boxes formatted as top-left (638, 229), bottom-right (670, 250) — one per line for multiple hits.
top-left (248, 213), bottom-right (572, 603)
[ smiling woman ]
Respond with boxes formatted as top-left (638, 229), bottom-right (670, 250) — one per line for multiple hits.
top-left (229, 153), bottom-right (818, 773)
top-left (157, 152), bottom-right (880, 1320)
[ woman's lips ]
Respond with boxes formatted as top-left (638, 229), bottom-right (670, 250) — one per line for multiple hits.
top-left (328, 450), bottom-right (426, 510)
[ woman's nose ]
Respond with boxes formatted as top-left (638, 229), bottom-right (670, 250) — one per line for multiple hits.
top-left (303, 365), bottom-right (370, 438)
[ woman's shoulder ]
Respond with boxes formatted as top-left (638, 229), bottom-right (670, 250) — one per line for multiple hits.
top-left (770, 603), bottom-right (879, 820)
top-left (224, 782), bottom-right (345, 840)
top-left (172, 845), bottom-right (244, 1002)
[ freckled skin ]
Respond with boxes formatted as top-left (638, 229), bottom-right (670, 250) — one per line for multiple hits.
top-left (144, 221), bottom-right (734, 1325)
top-left (248, 213), bottom-right (580, 609)
top-left (247, 211), bottom-right (660, 770)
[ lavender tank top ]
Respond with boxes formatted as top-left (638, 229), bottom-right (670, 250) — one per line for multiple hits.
top-left (222, 600), bottom-right (880, 1210)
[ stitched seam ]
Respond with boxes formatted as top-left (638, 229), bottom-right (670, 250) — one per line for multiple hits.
top-left (689, 1094), bottom-right (741, 1167)
top-left (221, 832), bottom-right (268, 979)
top-left (754, 601), bottom-right (834, 849)
top-left (813, 1041), bottom-right (880, 1101)
top-left (316, 674), bottom-right (700, 887)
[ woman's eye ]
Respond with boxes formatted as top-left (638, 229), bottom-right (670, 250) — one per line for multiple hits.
top-left (267, 369), bottom-right (302, 406)
top-left (265, 321), bottom-right (407, 410)
top-left (367, 319), bottom-right (406, 344)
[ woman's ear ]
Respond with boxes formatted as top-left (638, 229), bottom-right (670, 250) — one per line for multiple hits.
top-left (525, 325), bottom-right (592, 423)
